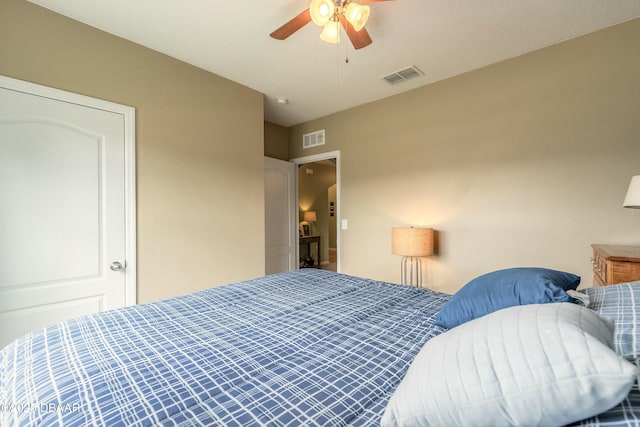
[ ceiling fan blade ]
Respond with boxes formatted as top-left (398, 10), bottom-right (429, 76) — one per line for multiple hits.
top-left (270, 9), bottom-right (312, 40)
top-left (339, 15), bottom-right (372, 50)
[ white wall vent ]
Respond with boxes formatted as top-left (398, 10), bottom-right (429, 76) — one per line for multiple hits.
top-left (303, 129), bottom-right (325, 149)
top-left (381, 65), bottom-right (424, 85)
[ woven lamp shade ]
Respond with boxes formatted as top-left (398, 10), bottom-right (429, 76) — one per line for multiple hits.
top-left (624, 176), bottom-right (640, 208)
top-left (392, 228), bottom-right (434, 257)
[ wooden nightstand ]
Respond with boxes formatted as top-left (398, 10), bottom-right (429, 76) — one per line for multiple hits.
top-left (591, 244), bottom-right (640, 286)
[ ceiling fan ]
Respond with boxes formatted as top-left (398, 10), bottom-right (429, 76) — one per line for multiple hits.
top-left (270, 0), bottom-right (394, 50)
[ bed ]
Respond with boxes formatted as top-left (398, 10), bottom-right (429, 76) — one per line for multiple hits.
top-left (1, 269), bottom-right (640, 426)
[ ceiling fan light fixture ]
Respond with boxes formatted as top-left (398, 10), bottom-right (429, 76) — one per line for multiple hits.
top-left (270, 0), bottom-right (380, 49)
top-left (320, 20), bottom-right (340, 43)
top-left (310, 0), bottom-right (335, 26)
top-left (344, 2), bottom-right (370, 32)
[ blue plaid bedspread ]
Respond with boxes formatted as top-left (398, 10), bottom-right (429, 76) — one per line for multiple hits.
top-left (0, 270), bottom-right (449, 426)
top-left (3, 270), bottom-right (640, 426)
top-left (571, 283), bottom-right (640, 427)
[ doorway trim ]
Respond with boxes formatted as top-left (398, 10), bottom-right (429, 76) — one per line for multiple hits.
top-left (0, 75), bottom-right (137, 305)
top-left (290, 150), bottom-right (341, 273)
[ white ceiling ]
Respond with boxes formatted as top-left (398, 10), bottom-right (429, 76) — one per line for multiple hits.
top-left (28, 0), bottom-right (640, 127)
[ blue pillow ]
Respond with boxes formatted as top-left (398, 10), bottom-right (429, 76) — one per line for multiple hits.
top-left (435, 267), bottom-right (580, 329)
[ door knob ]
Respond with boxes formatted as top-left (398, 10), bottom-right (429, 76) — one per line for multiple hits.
top-left (110, 261), bottom-right (125, 271)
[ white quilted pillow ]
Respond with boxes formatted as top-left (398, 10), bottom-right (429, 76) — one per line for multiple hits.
top-left (381, 303), bottom-right (638, 427)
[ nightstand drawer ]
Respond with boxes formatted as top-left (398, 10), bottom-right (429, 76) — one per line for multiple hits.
top-left (610, 261), bottom-right (640, 284)
top-left (591, 244), bottom-right (640, 286)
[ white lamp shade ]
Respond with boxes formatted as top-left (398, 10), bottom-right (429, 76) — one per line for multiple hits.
top-left (624, 175), bottom-right (640, 208)
top-left (303, 211), bottom-right (317, 222)
top-left (344, 2), bottom-right (370, 32)
top-left (392, 228), bottom-right (434, 257)
top-left (320, 20), bottom-right (340, 43)
top-left (310, 0), bottom-right (335, 26)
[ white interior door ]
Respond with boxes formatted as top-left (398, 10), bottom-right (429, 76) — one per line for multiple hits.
top-left (264, 157), bottom-right (296, 274)
top-left (0, 77), bottom-right (136, 349)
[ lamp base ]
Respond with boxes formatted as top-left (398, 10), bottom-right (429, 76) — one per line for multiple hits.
top-left (400, 256), bottom-right (423, 288)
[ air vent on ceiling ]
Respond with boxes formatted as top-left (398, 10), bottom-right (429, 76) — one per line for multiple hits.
top-left (382, 65), bottom-right (424, 85)
top-left (303, 129), bottom-right (325, 149)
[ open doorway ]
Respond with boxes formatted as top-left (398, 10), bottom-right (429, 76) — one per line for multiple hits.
top-left (292, 151), bottom-right (341, 273)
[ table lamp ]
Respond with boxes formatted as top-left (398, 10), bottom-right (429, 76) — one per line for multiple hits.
top-left (392, 227), bottom-right (434, 287)
top-left (624, 175), bottom-right (640, 208)
top-left (303, 211), bottom-right (317, 234)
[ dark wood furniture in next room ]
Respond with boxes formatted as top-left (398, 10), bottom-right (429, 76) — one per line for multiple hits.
top-left (300, 235), bottom-right (321, 269)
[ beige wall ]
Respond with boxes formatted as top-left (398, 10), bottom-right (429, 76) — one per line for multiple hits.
top-left (0, 0), bottom-right (265, 303)
top-left (289, 18), bottom-right (640, 293)
top-left (264, 121), bottom-right (289, 160)
top-left (328, 184), bottom-right (337, 249)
